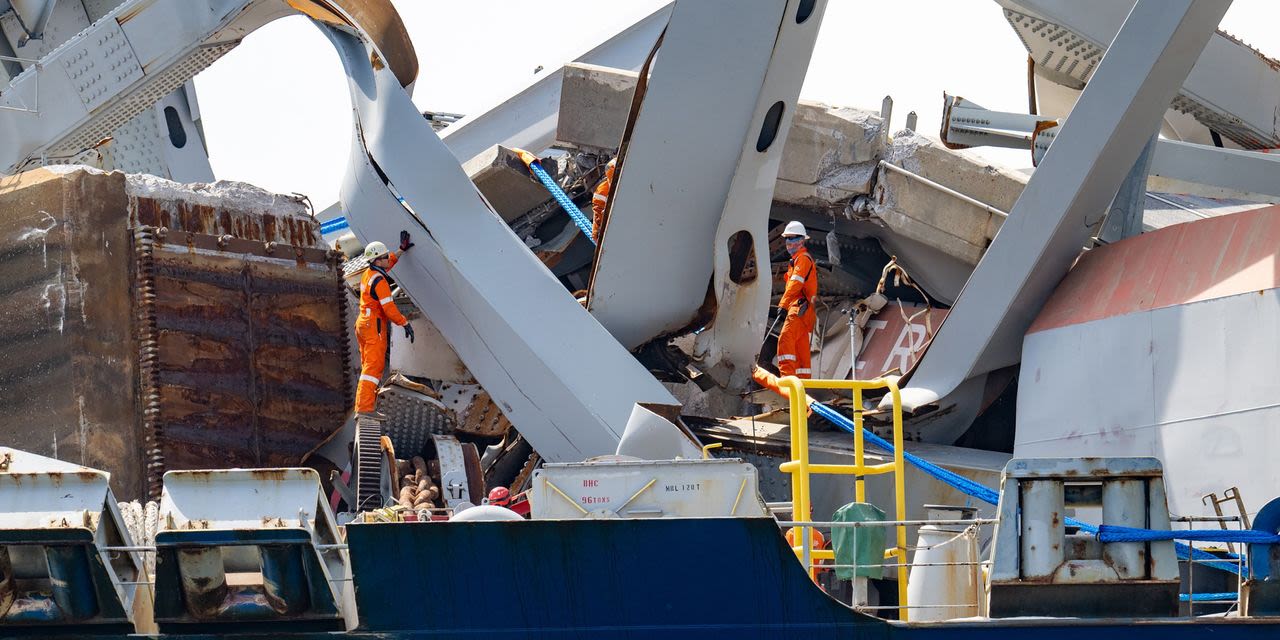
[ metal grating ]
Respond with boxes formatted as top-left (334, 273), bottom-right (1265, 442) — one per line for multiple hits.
top-left (40, 42), bottom-right (235, 160)
top-left (134, 230), bottom-right (349, 490)
top-left (377, 380), bottom-right (456, 459)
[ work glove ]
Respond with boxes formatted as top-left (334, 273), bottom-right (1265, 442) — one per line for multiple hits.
top-left (403, 323), bottom-right (415, 343)
top-left (399, 230), bottom-right (415, 252)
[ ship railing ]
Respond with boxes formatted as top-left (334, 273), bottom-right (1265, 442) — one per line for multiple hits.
top-left (775, 376), bottom-right (909, 617)
top-left (776, 514), bottom-right (1252, 619)
top-left (778, 517), bottom-right (995, 620)
top-left (1174, 514), bottom-right (1246, 616)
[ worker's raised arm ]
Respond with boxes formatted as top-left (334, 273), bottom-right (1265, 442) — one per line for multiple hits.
top-left (372, 276), bottom-right (409, 326)
top-left (779, 252), bottom-right (813, 312)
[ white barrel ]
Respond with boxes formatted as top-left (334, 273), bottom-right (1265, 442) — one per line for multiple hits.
top-left (906, 507), bottom-right (982, 622)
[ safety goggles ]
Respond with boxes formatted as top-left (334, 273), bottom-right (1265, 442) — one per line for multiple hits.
top-left (783, 236), bottom-right (804, 244)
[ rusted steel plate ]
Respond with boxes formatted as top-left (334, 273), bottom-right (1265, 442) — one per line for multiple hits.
top-left (456, 392), bottom-right (513, 439)
top-left (141, 232), bottom-right (350, 492)
top-left (1030, 203), bottom-right (1280, 334)
top-left (131, 194), bottom-right (319, 247)
top-left (288, 0), bottom-right (418, 88)
top-left (0, 169), bottom-right (143, 498)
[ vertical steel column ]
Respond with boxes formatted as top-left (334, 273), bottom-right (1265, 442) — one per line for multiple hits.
top-left (1102, 478), bottom-right (1148, 579)
top-left (1099, 134), bottom-right (1157, 243)
top-left (1020, 480), bottom-right (1065, 579)
top-left (323, 27), bottom-right (678, 462)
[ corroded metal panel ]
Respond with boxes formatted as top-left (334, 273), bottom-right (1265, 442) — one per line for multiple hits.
top-left (0, 168), bottom-right (142, 498)
top-left (138, 230), bottom-right (349, 496)
top-left (131, 193), bottom-right (319, 247)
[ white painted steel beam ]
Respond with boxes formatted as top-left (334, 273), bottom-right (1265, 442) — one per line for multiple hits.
top-left (944, 97), bottom-right (1280, 200)
top-left (700, 0), bottom-right (829, 387)
top-left (1150, 139), bottom-right (1280, 201)
top-left (588, 0), bottom-right (826, 353)
top-left (0, 0), bottom-right (294, 175)
top-left (998, 0), bottom-right (1279, 149)
top-left (439, 3), bottom-right (672, 165)
top-left (894, 0), bottom-right (1231, 414)
top-left (323, 26), bottom-right (678, 462)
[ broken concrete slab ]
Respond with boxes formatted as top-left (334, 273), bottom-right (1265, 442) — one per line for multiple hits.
top-left (556, 64), bottom-right (888, 206)
top-left (871, 131), bottom-right (1027, 265)
top-left (774, 101), bottom-right (886, 205)
top-left (557, 62), bottom-right (639, 153)
top-left (461, 144), bottom-right (553, 223)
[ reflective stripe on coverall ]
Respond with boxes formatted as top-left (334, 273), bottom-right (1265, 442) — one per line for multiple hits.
top-left (355, 251), bottom-right (408, 413)
top-left (776, 246), bottom-right (817, 378)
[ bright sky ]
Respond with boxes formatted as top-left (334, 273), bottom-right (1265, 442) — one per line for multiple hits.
top-left (192, 1), bottom-right (1280, 209)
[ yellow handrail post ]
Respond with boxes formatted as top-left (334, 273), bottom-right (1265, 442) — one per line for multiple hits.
top-left (777, 375), bottom-right (912, 619)
top-left (853, 387), bottom-right (865, 504)
top-left (888, 380), bottom-right (908, 622)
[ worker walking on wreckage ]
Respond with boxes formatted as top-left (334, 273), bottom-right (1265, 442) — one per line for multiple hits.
top-left (354, 232), bottom-right (416, 417)
top-left (752, 221), bottom-right (819, 396)
top-left (775, 221), bottom-right (818, 378)
top-left (752, 221), bottom-right (818, 396)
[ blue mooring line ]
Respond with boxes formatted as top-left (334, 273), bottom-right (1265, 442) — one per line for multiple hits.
top-left (528, 160), bottom-right (596, 244)
top-left (320, 216), bottom-right (349, 234)
top-left (808, 400), bottom-right (1249, 575)
top-left (1180, 592), bottom-right (1238, 602)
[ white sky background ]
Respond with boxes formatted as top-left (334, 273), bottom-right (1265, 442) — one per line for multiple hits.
top-left (193, 1), bottom-right (1280, 209)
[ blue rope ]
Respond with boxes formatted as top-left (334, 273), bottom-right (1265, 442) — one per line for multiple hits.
top-left (1180, 592), bottom-right (1238, 602)
top-left (1100, 525), bottom-right (1280, 544)
top-left (808, 400), bottom-right (1247, 574)
top-left (527, 160), bottom-right (596, 244)
top-left (320, 216), bottom-right (349, 234)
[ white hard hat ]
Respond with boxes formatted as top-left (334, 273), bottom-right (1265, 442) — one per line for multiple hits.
top-left (782, 221), bottom-right (808, 238)
top-left (363, 241), bottom-right (390, 261)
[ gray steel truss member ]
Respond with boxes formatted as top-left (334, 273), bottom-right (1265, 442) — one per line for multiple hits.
top-left (321, 26), bottom-right (678, 463)
top-left (439, 3), bottom-right (673, 165)
top-left (892, 0), bottom-right (1232, 414)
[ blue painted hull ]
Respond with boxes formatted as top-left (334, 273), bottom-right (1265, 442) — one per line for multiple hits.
top-left (16, 517), bottom-right (1280, 638)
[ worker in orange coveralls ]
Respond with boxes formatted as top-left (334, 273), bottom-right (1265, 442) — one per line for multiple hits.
top-left (774, 221), bottom-right (818, 378)
top-left (752, 221), bottom-right (819, 398)
top-left (354, 231), bottom-right (415, 417)
top-left (590, 158), bottom-right (616, 242)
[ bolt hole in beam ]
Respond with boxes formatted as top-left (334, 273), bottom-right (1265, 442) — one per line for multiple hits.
top-left (727, 230), bottom-right (758, 285)
top-left (796, 0), bottom-right (817, 24)
top-left (163, 106), bottom-right (187, 149)
top-left (757, 101), bottom-right (785, 153)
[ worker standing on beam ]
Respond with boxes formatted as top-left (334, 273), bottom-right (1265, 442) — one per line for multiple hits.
top-left (354, 232), bottom-right (415, 417)
top-left (590, 158), bottom-right (616, 243)
top-left (776, 221), bottom-right (818, 379)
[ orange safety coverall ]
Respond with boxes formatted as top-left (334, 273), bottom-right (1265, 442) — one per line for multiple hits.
top-left (355, 252), bottom-right (408, 413)
top-left (591, 160), bottom-right (615, 243)
top-left (776, 246), bottom-right (817, 378)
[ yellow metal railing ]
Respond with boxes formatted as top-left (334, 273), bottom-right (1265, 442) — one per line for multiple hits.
top-left (777, 376), bottom-right (909, 620)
